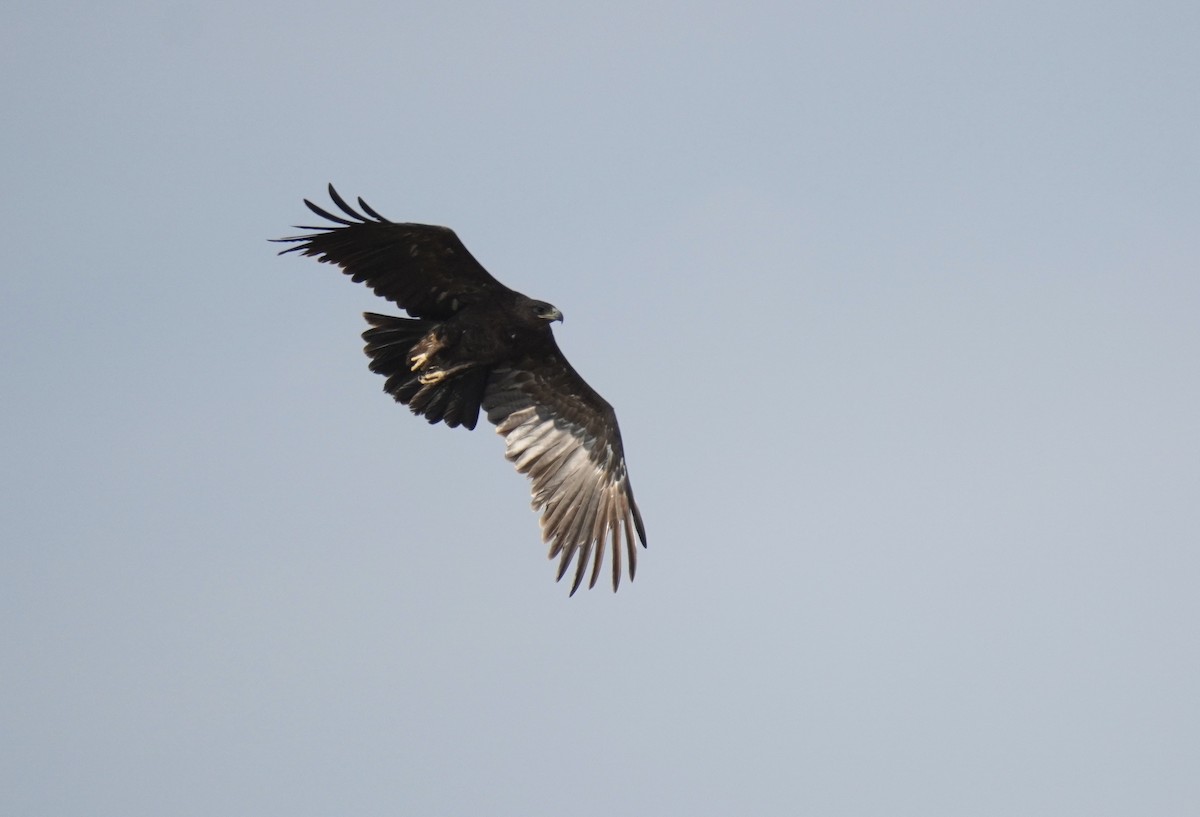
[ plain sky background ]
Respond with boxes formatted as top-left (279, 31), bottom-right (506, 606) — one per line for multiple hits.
top-left (3, 1), bottom-right (1197, 815)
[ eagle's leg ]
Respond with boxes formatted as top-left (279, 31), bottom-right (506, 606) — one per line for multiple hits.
top-left (417, 362), bottom-right (474, 385)
top-left (409, 325), bottom-right (474, 384)
top-left (409, 332), bottom-right (447, 371)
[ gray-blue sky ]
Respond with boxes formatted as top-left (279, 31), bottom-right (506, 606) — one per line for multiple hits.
top-left (3, 1), bottom-right (1197, 814)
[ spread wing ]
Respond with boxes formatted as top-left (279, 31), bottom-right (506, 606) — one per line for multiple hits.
top-left (273, 184), bottom-right (511, 319)
top-left (483, 345), bottom-right (646, 595)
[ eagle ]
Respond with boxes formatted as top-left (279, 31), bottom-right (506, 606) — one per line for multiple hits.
top-left (274, 185), bottom-right (646, 594)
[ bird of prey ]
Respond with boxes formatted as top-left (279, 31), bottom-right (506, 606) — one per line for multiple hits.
top-left (274, 185), bottom-right (646, 594)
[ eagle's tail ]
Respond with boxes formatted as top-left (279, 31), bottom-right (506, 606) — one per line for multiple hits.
top-left (361, 313), bottom-right (487, 430)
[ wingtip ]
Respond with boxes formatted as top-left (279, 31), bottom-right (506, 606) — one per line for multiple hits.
top-left (327, 184), bottom-right (359, 220)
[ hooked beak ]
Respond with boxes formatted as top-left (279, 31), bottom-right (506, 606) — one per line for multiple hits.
top-left (540, 306), bottom-right (564, 323)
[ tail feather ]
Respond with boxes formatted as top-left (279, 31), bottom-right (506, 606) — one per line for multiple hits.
top-left (361, 312), bottom-right (486, 430)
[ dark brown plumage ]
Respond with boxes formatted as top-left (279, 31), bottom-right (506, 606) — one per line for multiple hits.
top-left (274, 185), bottom-right (646, 594)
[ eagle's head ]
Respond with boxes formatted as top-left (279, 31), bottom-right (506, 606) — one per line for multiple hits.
top-left (531, 300), bottom-right (564, 324)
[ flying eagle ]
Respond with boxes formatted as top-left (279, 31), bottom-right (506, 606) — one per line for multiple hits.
top-left (274, 185), bottom-right (646, 594)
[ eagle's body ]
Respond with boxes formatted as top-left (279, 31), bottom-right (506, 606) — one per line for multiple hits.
top-left (275, 186), bottom-right (645, 594)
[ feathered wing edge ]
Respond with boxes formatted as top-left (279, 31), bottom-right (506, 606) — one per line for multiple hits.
top-left (271, 185), bottom-right (507, 321)
top-left (275, 183), bottom-right (391, 236)
top-left (483, 367), bottom-right (646, 595)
